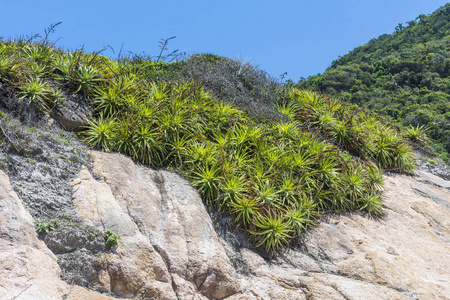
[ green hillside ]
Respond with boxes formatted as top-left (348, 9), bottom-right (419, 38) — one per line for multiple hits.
top-left (0, 36), bottom-right (418, 254)
top-left (300, 4), bottom-right (450, 162)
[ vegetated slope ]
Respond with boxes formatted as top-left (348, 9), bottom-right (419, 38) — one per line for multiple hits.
top-left (300, 4), bottom-right (450, 162)
top-left (0, 38), bottom-right (416, 254)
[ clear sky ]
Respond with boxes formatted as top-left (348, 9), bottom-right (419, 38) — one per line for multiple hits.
top-left (2, 1), bottom-right (449, 81)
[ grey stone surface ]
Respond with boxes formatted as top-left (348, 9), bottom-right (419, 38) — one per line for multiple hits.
top-left (1, 129), bottom-right (449, 299)
top-left (50, 93), bottom-right (92, 131)
top-left (0, 170), bottom-right (122, 300)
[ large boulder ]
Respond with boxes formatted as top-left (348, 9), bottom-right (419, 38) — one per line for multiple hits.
top-left (78, 151), bottom-right (243, 299)
top-left (298, 170), bottom-right (450, 299)
top-left (73, 151), bottom-right (450, 299)
top-left (1, 149), bottom-right (449, 299)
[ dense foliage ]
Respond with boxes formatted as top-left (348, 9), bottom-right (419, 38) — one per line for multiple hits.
top-left (0, 38), bottom-right (416, 254)
top-left (300, 4), bottom-right (450, 162)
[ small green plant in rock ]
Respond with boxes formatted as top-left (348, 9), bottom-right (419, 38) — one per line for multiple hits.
top-left (359, 193), bottom-right (383, 216)
top-left (285, 204), bottom-right (315, 235)
top-left (36, 219), bottom-right (58, 234)
top-left (18, 78), bottom-right (51, 108)
top-left (190, 163), bottom-right (222, 207)
top-left (0, 54), bottom-right (24, 82)
top-left (231, 196), bottom-right (259, 226)
top-left (252, 213), bottom-right (292, 254)
top-left (105, 230), bottom-right (118, 248)
top-left (220, 173), bottom-right (247, 209)
top-left (62, 213), bottom-right (73, 220)
top-left (74, 65), bottom-right (101, 97)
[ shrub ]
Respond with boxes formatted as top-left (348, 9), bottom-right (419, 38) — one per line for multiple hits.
top-left (178, 54), bottom-right (284, 121)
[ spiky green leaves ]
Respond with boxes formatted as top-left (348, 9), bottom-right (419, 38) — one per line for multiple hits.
top-left (73, 65), bottom-right (101, 97)
top-left (252, 214), bottom-right (292, 254)
top-left (287, 88), bottom-right (415, 173)
top-left (84, 116), bottom-right (115, 151)
top-left (18, 78), bottom-right (64, 110)
top-left (221, 174), bottom-right (247, 208)
top-left (93, 81), bottom-right (132, 116)
top-left (0, 54), bottom-right (24, 82)
top-left (342, 167), bottom-right (366, 202)
top-left (285, 205), bottom-right (314, 236)
top-left (131, 124), bottom-right (163, 165)
top-left (2, 40), bottom-right (418, 253)
top-left (231, 197), bottom-right (259, 226)
top-left (18, 79), bottom-right (49, 102)
top-left (190, 164), bottom-right (222, 207)
top-left (273, 121), bottom-right (300, 140)
top-left (84, 116), bottom-right (165, 166)
top-left (403, 124), bottom-right (430, 146)
top-left (359, 193), bottom-right (383, 216)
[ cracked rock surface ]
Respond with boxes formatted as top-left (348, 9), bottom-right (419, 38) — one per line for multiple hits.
top-left (69, 151), bottom-right (450, 299)
top-left (1, 149), bottom-right (449, 299)
top-left (0, 170), bottom-right (129, 300)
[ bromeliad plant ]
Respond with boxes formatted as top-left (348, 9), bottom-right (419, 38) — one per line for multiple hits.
top-left (403, 124), bottom-right (431, 146)
top-left (18, 78), bottom-right (64, 110)
top-left (284, 88), bottom-right (415, 173)
top-left (252, 213), bottom-right (292, 253)
top-left (80, 80), bottom-right (415, 254)
top-left (0, 40), bottom-right (418, 254)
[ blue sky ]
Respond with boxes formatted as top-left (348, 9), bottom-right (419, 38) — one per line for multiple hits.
top-left (2, 1), bottom-right (449, 81)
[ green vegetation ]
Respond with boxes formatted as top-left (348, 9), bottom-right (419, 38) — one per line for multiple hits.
top-left (105, 230), bottom-right (119, 248)
top-left (0, 35), bottom-right (417, 254)
top-left (36, 219), bottom-right (58, 234)
top-left (299, 4), bottom-right (450, 162)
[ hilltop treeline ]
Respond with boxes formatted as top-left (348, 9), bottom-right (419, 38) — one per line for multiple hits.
top-left (300, 4), bottom-right (450, 162)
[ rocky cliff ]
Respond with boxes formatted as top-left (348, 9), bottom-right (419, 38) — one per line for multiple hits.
top-left (1, 135), bottom-right (449, 299)
top-left (0, 38), bottom-right (449, 300)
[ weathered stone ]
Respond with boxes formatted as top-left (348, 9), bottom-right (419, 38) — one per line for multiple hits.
top-left (2, 148), bottom-right (449, 300)
top-left (0, 170), bottom-right (68, 300)
top-left (51, 94), bottom-right (92, 131)
top-left (67, 286), bottom-right (132, 300)
top-left (71, 166), bottom-right (177, 299)
top-left (89, 151), bottom-right (241, 299)
top-left (305, 223), bottom-right (354, 261)
top-left (296, 172), bottom-right (450, 299)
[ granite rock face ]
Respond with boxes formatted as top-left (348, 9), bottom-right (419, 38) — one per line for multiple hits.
top-left (0, 170), bottom-right (127, 300)
top-left (1, 150), bottom-right (449, 299)
top-left (50, 94), bottom-right (92, 131)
